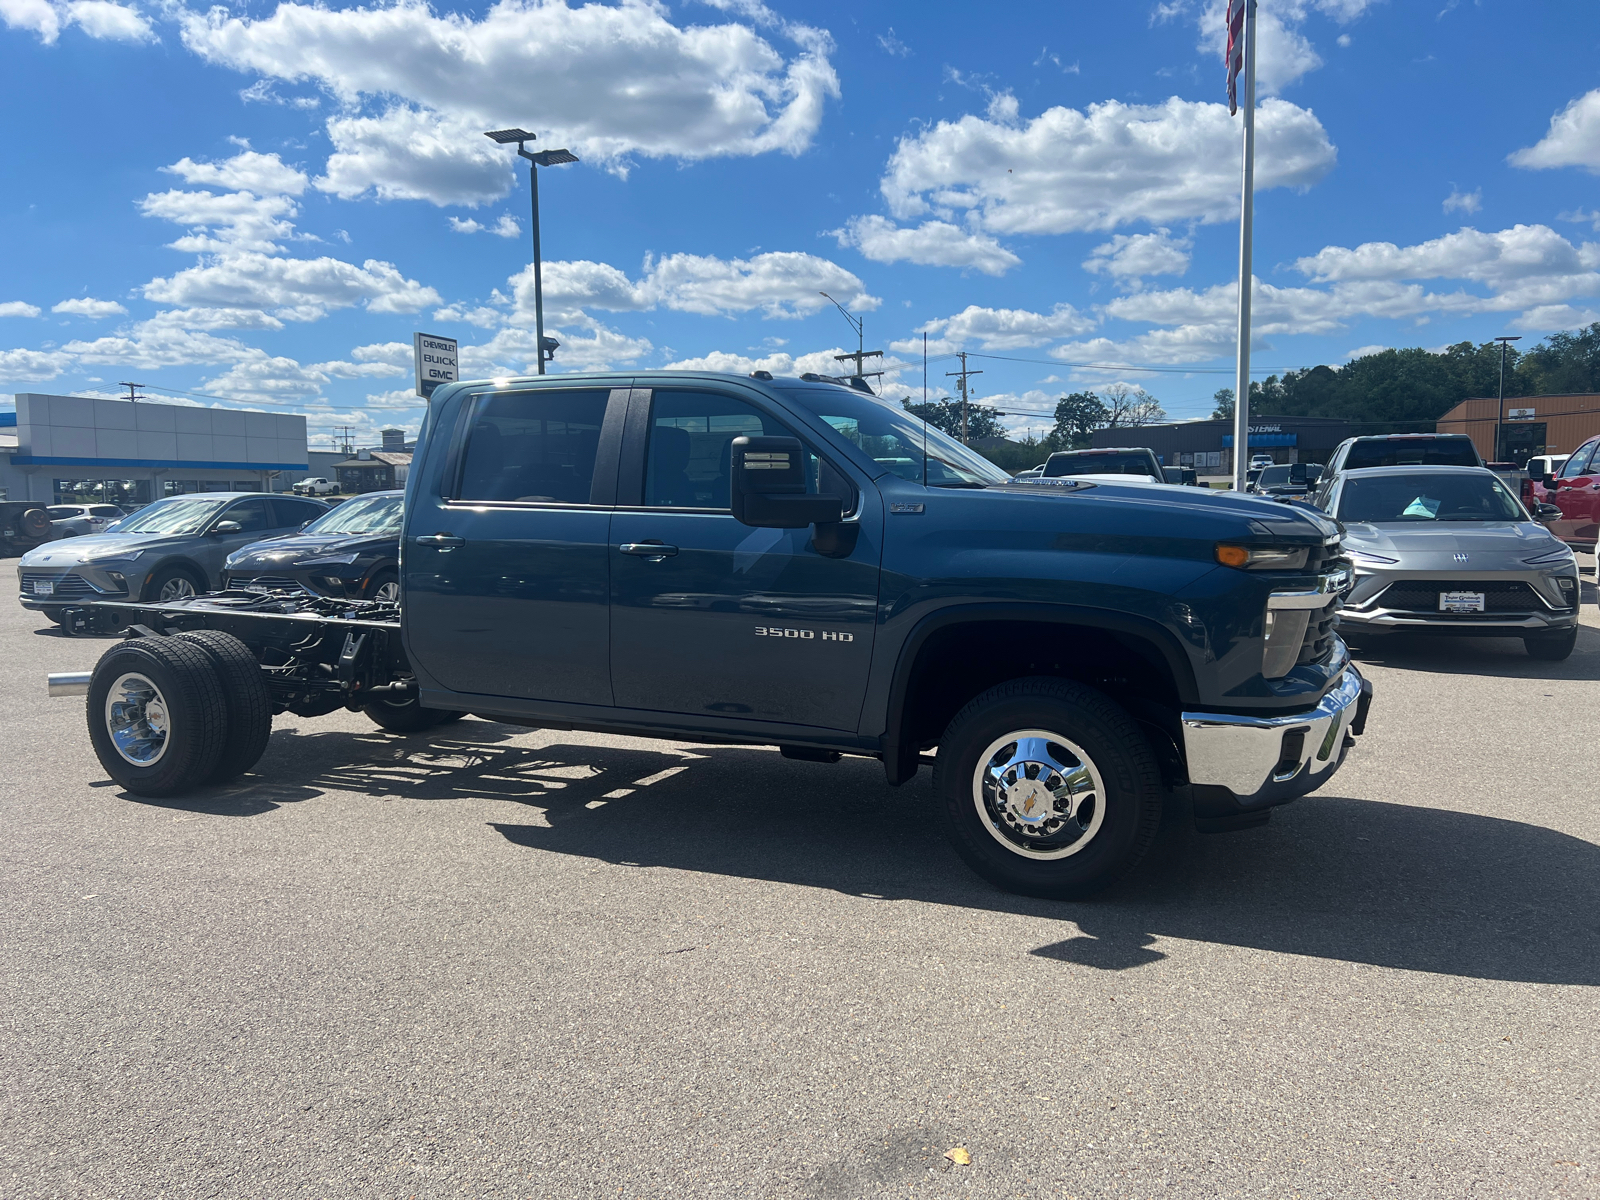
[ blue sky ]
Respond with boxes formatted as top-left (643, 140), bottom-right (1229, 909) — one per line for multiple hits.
top-left (3, 0), bottom-right (1600, 448)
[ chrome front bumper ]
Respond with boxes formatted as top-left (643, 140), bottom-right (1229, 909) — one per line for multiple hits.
top-left (1181, 666), bottom-right (1369, 807)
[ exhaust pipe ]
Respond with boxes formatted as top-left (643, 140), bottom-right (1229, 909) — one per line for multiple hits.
top-left (47, 671), bottom-right (92, 697)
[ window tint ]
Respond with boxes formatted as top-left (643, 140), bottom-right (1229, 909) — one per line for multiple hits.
top-left (221, 498), bottom-right (273, 533)
top-left (1558, 440), bottom-right (1598, 478)
top-left (1344, 437), bottom-right (1480, 469)
top-left (1336, 474), bottom-right (1525, 523)
top-left (90, 505), bottom-right (124, 517)
top-left (457, 389), bottom-right (609, 504)
top-left (783, 386), bottom-right (1009, 488)
top-left (1044, 451), bottom-right (1159, 478)
top-left (645, 391), bottom-right (797, 509)
top-left (47, 507), bottom-right (83, 518)
top-left (272, 497), bottom-right (328, 528)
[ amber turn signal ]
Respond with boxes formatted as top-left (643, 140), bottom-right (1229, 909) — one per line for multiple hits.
top-left (1215, 545), bottom-right (1251, 568)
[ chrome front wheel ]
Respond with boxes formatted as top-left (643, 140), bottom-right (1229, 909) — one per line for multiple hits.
top-left (158, 576), bottom-right (197, 601)
top-left (973, 729), bottom-right (1106, 860)
top-left (372, 580), bottom-right (400, 603)
top-left (104, 672), bottom-right (171, 766)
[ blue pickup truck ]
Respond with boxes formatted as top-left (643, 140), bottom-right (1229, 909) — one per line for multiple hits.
top-left (49, 371), bottom-right (1371, 898)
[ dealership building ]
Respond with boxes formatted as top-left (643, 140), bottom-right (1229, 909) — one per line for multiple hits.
top-left (0, 392), bottom-right (309, 508)
top-left (1089, 415), bottom-right (1353, 470)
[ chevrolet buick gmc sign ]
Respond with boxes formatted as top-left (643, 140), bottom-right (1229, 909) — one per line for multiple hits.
top-left (414, 333), bottom-right (459, 397)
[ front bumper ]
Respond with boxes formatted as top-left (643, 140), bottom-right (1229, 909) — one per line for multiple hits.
top-left (17, 565), bottom-right (134, 609)
top-left (1181, 665), bottom-right (1369, 811)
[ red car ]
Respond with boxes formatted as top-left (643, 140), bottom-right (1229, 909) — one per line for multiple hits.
top-left (1526, 434), bottom-right (1600, 550)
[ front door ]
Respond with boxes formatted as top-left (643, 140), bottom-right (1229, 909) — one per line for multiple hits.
top-left (608, 388), bottom-right (880, 730)
top-left (199, 497), bottom-right (283, 586)
top-left (405, 386), bottom-right (621, 705)
top-left (1546, 437), bottom-right (1600, 547)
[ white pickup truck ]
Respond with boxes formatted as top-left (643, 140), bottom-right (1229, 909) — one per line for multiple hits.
top-left (292, 477), bottom-right (339, 496)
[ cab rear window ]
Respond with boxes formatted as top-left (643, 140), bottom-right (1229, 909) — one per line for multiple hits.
top-left (1343, 437), bottom-right (1480, 469)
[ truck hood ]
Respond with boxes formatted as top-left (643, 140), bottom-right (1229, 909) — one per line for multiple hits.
top-left (227, 531), bottom-right (398, 568)
top-left (1343, 520), bottom-right (1568, 567)
top-left (998, 478), bottom-right (1340, 543)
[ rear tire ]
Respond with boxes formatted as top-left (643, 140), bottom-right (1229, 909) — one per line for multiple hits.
top-left (1525, 627), bottom-right (1578, 661)
top-left (176, 631), bottom-right (273, 783)
top-left (87, 636), bottom-right (227, 797)
top-left (932, 677), bottom-right (1164, 900)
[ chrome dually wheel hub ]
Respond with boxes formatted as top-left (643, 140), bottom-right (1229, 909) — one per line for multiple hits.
top-left (973, 730), bottom-right (1105, 860)
top-left (105, 672), bottom-right (172, 766)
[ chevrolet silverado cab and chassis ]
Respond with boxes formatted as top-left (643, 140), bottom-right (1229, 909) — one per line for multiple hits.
top-left (45, 371), bottom-right (1372, 898)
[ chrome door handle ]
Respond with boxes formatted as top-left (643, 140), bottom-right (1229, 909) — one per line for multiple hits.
top-left (415, 533), bottom-right (465, 548)
top-left (620, 542), bottom-right (678, 558)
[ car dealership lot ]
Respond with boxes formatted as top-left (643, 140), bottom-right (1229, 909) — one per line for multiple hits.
top-left (2, 578), bottom-right (1598, 1199)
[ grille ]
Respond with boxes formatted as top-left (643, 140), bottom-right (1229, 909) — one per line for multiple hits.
top-left (1299, 597), bottom-right (1340, 665)
top-left (1376, 579), bottom-right (1545, 614)
top-left (20, 572), bottom-right (99, 599)
top-left (227, 575), bottom-right (307, 593)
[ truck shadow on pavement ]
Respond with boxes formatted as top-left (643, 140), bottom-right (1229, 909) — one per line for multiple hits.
top-left (1345, 620), bottom-right (1600, 679)
top-left (141, 719), bottom-right (1600, 988)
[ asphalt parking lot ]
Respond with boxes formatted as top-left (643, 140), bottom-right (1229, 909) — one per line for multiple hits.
top-left (3, 567), bottom-right (1598, 1200)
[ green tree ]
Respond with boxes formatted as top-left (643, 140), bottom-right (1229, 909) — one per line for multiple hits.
top-left (1211, 388), bottom-right (1234, 420)
top-left (901, 397), bottom-right (1005, 442)
top-left (1101, 382), bottom-right (1166, 427)
top-left (1050, 391), bottom-right (1110, 449)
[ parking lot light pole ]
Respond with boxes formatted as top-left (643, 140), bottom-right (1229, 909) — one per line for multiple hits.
top-left (485, 129), bottom-right (580, 375)
top-left (1493, 335), bottom-right (1521, 464)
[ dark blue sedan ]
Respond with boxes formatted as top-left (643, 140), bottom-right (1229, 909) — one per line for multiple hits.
top-left (222, 490), bottom-right (403, 601)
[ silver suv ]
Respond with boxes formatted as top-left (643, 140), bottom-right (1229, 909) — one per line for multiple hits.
top-left (17, 492), bottom-right (328, 621)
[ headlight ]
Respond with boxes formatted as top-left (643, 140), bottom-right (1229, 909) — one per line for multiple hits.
top-left (1347, 549), bottom-right (1399, 566)
top-left (297, 553), bottom-right (361, 567)
top-left (1523, 547), bottom-right (1575, 566)
top-left (1215, 544), bottom-right (1310, 570)
top-left (77, 548), bottom-right (144, 565)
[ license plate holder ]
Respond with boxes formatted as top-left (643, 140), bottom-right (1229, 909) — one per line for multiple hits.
top-left (1439, 590), bottom-right (1485, 613)
top-left (32, 580), bottom-right (54, 596)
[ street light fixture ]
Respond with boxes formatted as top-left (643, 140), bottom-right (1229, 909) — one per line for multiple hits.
top-left (1492, 335), bottom-right (1522, 463)
top-left (485, 128), bottom-right (580, 375)
top-left (818, 291), bottom-right (881, 390)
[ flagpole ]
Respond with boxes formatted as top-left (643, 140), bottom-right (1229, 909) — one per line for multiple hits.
top-left (1231, 0), bottom-right (1258, 491)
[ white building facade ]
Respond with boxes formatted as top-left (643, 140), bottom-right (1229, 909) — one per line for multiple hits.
top-left (0, 393), bottom-right (309, 507)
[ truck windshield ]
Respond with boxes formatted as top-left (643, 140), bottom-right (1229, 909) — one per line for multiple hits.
top-left (114, 497), bottom-right (226, 536)
top-left (1045, 452), bottom-right (1156, 478)
top-left (301, 493), bottom-right (403, 536)
top-left (1337, 474), bottom-right (1526, 523)
top-left (779, 387), bottom-right (1010, 488)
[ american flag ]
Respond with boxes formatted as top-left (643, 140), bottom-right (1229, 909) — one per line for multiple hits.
top-left (1225, 0), bottom-right (1248, 115)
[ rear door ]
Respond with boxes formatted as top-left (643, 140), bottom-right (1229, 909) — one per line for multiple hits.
top-left (608, 386), bottom-right (880, 730)
top-left (404, 385), bottom-right (625, 705)
top-left (1546, 437), bottom-right (1600, 546)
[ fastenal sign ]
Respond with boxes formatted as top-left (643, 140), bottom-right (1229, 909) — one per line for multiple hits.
top-left (413, 333), bottom-right (459, 397)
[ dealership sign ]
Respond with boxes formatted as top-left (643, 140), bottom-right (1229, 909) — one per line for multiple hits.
top-left (1508, 408), bottom-right (1535, 419)
top-left (414, 333), bottom-right (459, 397)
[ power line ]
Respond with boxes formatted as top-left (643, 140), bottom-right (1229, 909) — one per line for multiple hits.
top-left (963, 350), bottom-right (1313, 376)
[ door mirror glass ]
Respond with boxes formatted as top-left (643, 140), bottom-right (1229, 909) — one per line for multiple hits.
top-left (212, 520), bottom-right (242, 535)
top-left (1534, 502), bottom-right (1562, 521)
top-left (730, 436), bottom-right (843, 528)
top-left (1289, 463), bottom-right (1308, 485)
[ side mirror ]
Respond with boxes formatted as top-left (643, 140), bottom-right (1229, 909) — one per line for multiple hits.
top-left (212, 520), bottom-right (242, 535)
top-left (729, 436), bottom-right (842, 529)
top-left (1527, 462), bottom-right (1548, 483)
top-left (1289, 463), bottom-right (1308, 485)
top-left (1534, 502), bottom-right (1562, 521)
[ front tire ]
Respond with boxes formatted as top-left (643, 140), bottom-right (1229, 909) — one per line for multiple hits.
top-left (1525, 627), bottom-right (1578, 661)
top-left (362, 695), bottom-right (464, 733)
top-left (87, 636), bottom-right (228, 797)
top-left (933, 678), bottom-right (1164, 900)
top-left (143, 565), bottom-right (205, 602)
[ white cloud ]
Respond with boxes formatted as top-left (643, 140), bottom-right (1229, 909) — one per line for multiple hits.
top-left (449, 213), bottom-right (521, 238)
top-left (63, 1), bottom-right (152, 42)
top-left (180, 0), bottom-right (840, 204)
top-left (1294, 224), bottom-right (1597, 291)
top-left (881, 96), bottom-right (1335, 235)
top-left (142, 307), bottom-right (284, 331)
top-left (903, 304), bottom-right (1098, 353)
top-left (431, 304), bottom-right (502, 328)
top-left (1509, 89), bottom-right (1600, 174)
top-left (139, 188), bottom-right (301, 254)
top-left (1, 0), bottom-right (61, 42)
top-left (0, 301), bottom-right (42, 318)
top-left (1442, 187), bottom-right (1481, 215)
top-left (461, 321), bottom-right (653, 375)
top-left (63, 324), bottom-right (260, 369)
top-left (1082, 228), bottom-right (1192, 286)
top-left (1344, 344), bottom-right (1389, 360)
top-left (200, 356), bottom-right (330, 404)
top-left (1510, 305), bottom-right (1600, 333)
top-left (0, 348), bottom-right (71, 383)
top-left (164, 151), bottom-right (309, 197)
top-left (877, 28), bottom-right (910, 57)
top-left (351, 342), bottom-right (414, 369)
top-left (52, 297), bottom-right (128, 318)
top-left (1196, 0), bottom-right (1376, 95)
top-left (509, 251), bottom-right (876, 324)
top-left (831, 215), bottom-right (1020, 276)
top-left (143, 253), bottom-right (440, 320)
top-left (1559, 207), bottom-right (1600, 233)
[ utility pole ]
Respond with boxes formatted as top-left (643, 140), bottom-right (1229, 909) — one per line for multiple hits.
top-left (118, 381), bottom-right (144, 404)
top-left (1493, 335), bottom-right (1522, 464)
top-left (819, 291), bottom-right (882, 390)
top-left (945, 352), bottom-right (982, 444)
